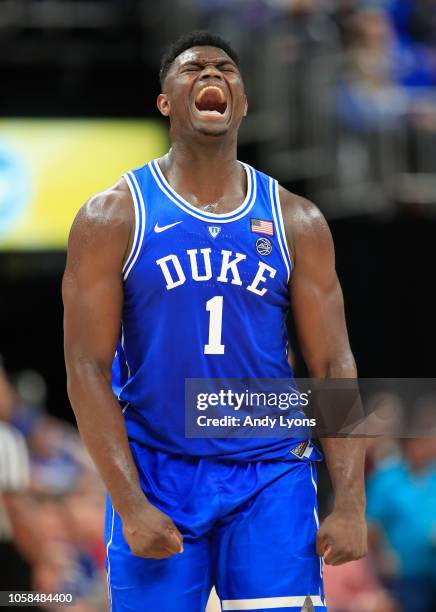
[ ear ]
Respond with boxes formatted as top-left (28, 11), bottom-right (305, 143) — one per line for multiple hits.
top-left (243, 95), bottom-right (248, 117)
top-left (157, 93), bottom-right (170, 117)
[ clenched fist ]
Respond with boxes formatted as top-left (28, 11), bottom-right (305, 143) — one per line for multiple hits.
top-left (121, 500), bottom-right (184, 560)
top-left (316, 509), bottom-right (367, 565)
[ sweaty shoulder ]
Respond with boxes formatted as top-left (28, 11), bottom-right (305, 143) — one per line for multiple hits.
top-left (67, 178), bottom-right (134, 269)
top-left (277, 185), bottom-right (334, 269)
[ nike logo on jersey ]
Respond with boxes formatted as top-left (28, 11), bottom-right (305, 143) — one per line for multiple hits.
top-left (154, 221), bottom-right (182, 233)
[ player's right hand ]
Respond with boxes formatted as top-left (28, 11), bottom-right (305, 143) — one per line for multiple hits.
top-left (121, 500), bottom-right (184, 559)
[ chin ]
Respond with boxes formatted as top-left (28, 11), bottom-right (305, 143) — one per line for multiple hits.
top-left (196, 125), bottom-right (230, 137)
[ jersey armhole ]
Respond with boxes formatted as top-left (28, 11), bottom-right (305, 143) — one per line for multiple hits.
top-left (269, 178), bottom-right (293, 281)
top-left (122, 171), bottom-right (146, 281)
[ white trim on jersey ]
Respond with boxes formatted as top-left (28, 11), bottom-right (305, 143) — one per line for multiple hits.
top-left (309, 461), bottom-right (318, 492)
top-left (105, 503), bottom-right (115, 610)
top-left (221, 595), bottom-right (326, 610)
top-left (309, 464), bottom-right (319, 531)
top-left (121, 173), bottom-right (139, 274)
top-left (269, 178), bottom-right (292, 282)
top-left (313, 506), bottom-right (320, 529)
top-left (122, 171), bottom-right (146, 281)
top-left (149, 159), bottom-right (257, 223)
top-left (309, 462), bottom-right (323, 580)
top-left (120, 325), bottom-right (131, 379)
top-left (116, 326), bottom-right (132, 411)
top-left (274, 179), bottom-right (293, 273)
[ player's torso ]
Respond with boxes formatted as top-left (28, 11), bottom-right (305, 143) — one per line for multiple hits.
top-left (113, 159), bottom-right (299, 458)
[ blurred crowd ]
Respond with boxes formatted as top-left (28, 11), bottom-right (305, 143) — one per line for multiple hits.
top-left (324, 392), bottom-right (436, 612)
top-left (329, 0), bottom-right (436, 203)
top-left (195, 0), bottom-right (436, 210)
top-left (0, 361), bottom-right (107, 611)
top-left (199, 0), bottom-right (436, 123)
top-left (2, 0), bottom-right (436, 209)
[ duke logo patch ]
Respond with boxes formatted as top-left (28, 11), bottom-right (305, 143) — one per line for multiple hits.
top-left (208, 226), bottom-right (221, 239)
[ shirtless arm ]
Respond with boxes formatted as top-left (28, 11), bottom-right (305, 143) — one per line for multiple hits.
top-left (281, 187), bottom-right (367, 565)
top-left (63, 179), bottom-right (183, 559)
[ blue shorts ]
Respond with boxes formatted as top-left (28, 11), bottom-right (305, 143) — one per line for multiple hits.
top-left (105, 443), bottom-right (326, 611)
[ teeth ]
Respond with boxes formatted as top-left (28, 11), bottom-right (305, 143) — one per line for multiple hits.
top-left (194, 86), bottom-right (227, 115)
top-left (196, 86), bottom-right (226, 103)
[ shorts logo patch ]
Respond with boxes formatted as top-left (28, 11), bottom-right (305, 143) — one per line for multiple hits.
top-left (290, 441), bottom-right (309, 458)
top-left (256, 237), bottom-right (272, 256)
top-left (208, 226), bottom-right (221, 239)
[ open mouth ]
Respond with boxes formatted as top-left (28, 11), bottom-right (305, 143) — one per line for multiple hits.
top-left (194, 86), bottom-right (228, 115)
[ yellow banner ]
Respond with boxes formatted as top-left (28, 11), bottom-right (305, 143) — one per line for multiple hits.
top-left (0, 119), bottom-right (168, 249)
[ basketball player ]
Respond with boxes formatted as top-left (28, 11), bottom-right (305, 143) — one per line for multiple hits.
top-left (63, 31), bottom-right (367, 611)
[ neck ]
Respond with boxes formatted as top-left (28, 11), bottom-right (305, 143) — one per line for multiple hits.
top-left (163, 134), bottom-right (242, 204)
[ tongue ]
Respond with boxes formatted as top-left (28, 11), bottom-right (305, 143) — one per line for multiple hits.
top-left (195, 89), bottom-right (227, 114)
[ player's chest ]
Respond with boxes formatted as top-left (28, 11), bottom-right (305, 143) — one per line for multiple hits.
top-left (137, 218), bottom-right (286, 298)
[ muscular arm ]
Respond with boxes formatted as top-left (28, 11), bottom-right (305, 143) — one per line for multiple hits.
top-left (281, 187), bottom-right (367, 565)
top-left (63, 180), bottom-right (182, 558)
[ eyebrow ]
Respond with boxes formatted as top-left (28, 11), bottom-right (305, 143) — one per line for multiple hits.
top-left (179, 59), bottom-right (237, 69)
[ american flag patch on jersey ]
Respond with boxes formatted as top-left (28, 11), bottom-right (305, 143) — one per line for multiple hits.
top-left (250, 218), bottom-right (274, 236)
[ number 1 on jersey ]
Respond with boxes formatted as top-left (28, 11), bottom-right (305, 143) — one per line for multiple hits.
top-left (204, 296), bottom-right (225, 354)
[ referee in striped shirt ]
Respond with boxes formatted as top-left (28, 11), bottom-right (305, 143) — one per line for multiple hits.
top-left (0, 422), bottom-right (29, 492)
top-left (0, 360), bottom-right (32, 595)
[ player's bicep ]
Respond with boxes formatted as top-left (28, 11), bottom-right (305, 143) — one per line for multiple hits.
top-left (289, 205), bottom-right (352, 375)
top-left (62, 197), bottom-right (129, 372)
top-left (63, 266), bottom-right (123, 370)
top-left (291, 273), bottom-right (348, 373)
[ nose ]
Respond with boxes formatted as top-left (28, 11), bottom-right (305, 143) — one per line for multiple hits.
top-left (200, 64), bottom-right (223, 80)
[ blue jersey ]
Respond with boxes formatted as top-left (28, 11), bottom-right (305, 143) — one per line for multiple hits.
top-left (112, 158), bottom-right (315, 461)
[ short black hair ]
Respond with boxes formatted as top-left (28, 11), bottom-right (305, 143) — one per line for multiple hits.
top-left (159, 30), bottom-right (240, 87)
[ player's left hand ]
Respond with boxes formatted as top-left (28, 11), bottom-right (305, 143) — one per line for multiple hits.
top-left (316, 509), bottom-right (367, 565)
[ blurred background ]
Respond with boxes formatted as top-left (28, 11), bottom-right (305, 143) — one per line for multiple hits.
top-left (1, 0), bottom-right (436, 610)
